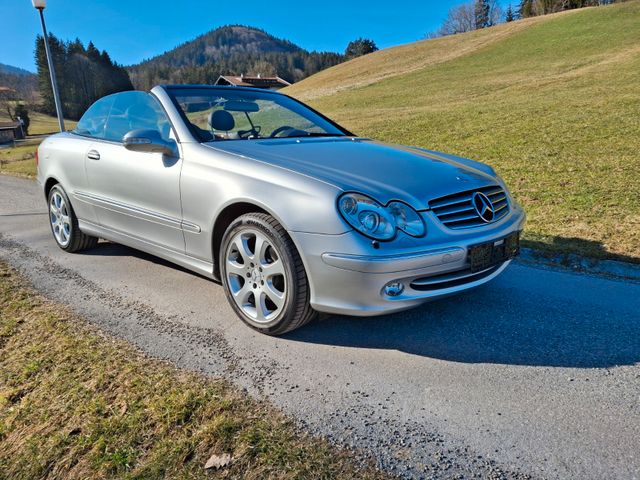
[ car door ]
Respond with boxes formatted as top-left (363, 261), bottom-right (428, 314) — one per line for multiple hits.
top-left (61, 95), bottom-right (117, 225)
top-left (84, 91), bottom-right (185, 253)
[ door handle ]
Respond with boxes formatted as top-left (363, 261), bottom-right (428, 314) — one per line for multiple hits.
top-left (87, 150), bottom-right (100, 160)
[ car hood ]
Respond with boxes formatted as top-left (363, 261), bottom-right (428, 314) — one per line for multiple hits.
top-left (205, 137), bottom-right (498, 210)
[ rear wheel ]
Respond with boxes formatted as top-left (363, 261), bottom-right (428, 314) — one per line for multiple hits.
top-left (48, 184), bottom-right (98, 252)
top-left (220, 213), bottom-right (316, 335)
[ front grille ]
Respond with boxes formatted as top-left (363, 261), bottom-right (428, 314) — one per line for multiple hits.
top-left (429, 185), bottom-right (509, 230)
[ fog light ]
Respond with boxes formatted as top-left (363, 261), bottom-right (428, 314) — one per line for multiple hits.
top-left (384, 281), bottom-right (405, 297)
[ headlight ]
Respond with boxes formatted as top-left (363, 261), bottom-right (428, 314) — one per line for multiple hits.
top-left (386, 201), bottom-right (426, 237)
top-left (338, 193), bottom-right (426, 241)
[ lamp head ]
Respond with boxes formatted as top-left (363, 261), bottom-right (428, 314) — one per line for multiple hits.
top-left (32, 0), bottom-right (46, 9)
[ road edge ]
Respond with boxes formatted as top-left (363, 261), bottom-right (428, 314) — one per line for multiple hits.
top-left (517, 247), bottom-right (640, 282)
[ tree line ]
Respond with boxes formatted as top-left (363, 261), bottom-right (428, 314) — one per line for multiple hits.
top-left (0, 70), bottom-right (37, 134)
top-left (35, 34), bottom-right (133, 120)
top-left (129, 50), bottom-right (345, 91)
top-left (431, 0), bottom-right (625, 36)
top-left (516, 0), bottom-right (621, 18)
top-left (0, 71), bottom-right (38, 104)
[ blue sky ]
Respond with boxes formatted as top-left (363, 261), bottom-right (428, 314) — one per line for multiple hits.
top-left (2, 0), bottom-right (479, 72)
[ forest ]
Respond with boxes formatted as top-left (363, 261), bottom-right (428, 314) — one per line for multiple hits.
top-left (35, 35), bottom-right (133, 120)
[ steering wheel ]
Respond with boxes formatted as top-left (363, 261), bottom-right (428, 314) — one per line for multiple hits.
top-left (238, 126), bottom-right (261, 139)
top-left (270, 125), bottom-right (299, 138)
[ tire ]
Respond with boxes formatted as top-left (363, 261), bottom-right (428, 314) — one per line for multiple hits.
top-left (219, 212), bottom-right (316, 335)
top-left (47, 184), bottom-right (98, 253)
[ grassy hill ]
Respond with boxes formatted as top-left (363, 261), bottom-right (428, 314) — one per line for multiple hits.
top-left (285, 2), bottom-right (640, 262)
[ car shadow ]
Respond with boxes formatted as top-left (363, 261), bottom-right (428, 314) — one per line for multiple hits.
top-left (78, 241), bottom-right (209, 279)
top-left (79, 240), bottom-right (639, 369)
top-left (284, 280), bottom-right (640, 369)
top-left (521, 236), bottom-right (640, 265)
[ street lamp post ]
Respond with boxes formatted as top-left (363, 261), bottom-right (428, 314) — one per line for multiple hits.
top-left (32, 0), bottom-right (65, 132)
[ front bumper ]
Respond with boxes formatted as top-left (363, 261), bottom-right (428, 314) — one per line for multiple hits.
top-left (289, 205), bottom-right (525, 316)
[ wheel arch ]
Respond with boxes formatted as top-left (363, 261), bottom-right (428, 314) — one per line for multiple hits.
top-left (44, 176), bottom-right (60, 199)
top-left (211, 201), bottom-right (269, 280)
top-left (210, 199), bottom-right (314, 283)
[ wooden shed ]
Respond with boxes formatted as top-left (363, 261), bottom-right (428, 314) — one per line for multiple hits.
top-left (215, 74), bottom-right (291, 90)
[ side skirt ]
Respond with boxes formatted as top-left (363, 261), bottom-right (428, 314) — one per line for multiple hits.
top-left (78, 219), bottom-right (216, 280)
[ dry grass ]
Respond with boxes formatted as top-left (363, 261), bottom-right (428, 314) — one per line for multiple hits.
top-left (0, 140), bottom-right (40, 178)
top-left (0, 114), bottom-right (76, 178)
top-left (285, 9), bottom-right (582, 101)
top-left (285, 2), bottom-right (640, 262)
top-left (25, 112), bottom-right (76, 136)
top-left (0, 112), bottom-right (74, 136)
top-left (0, 261), bottom-right (389, 480)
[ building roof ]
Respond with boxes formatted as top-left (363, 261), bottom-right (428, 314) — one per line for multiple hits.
top-left (215, 75), bottom-right (291, 89)
top-left (0, 121), bottom-right (21, 131)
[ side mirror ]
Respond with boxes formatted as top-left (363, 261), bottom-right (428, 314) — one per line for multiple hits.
top-left (123, 129), bottom-right (176, 156)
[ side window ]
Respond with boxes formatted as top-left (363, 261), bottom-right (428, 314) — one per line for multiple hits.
top-left (74, 95), bottom-right (115, 139)
top-left (104, 91), bottom-right (172, 143)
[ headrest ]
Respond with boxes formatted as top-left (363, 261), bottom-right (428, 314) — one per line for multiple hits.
top-left (208, 110), bottom-right (235, 131)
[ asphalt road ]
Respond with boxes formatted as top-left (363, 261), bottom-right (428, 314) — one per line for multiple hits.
top-left (1, 175), bottom-right (638, 480)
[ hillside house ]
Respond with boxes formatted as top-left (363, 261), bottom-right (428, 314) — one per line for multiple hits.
top-left (0, 121), bottom-right (24, 144)
top-left (0, 85), bottom-right (25, 143)
top-left (215, 74), bottom-right (291, 90)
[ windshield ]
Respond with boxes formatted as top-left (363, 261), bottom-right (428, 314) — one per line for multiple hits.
top-left (167, 87), bottom-right (349, 142)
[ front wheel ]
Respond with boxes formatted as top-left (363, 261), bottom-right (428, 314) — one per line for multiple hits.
top-left (48, 184), bottom-right (98, 252)
top-left (220, 213), bottom-right (316, 335)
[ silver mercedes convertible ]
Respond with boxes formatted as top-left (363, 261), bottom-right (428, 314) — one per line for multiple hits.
top-left (37, 85), bottom-right (525, 335)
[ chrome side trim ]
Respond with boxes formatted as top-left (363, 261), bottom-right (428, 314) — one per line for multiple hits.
top-left (181, 220), bottom-right (202, 233)
top-left (74, 191), bottom-right (201, 234)
top-left (321, 247), bottom-right (465, 274)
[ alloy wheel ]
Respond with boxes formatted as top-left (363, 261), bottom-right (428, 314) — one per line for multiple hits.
top-left (49, 190), bottom-right (71, 247)
top-left (225, 229), bottom-right (287, 323)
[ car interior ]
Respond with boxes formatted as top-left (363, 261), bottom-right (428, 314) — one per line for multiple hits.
top-left (174, 93), bottom-right (342, 143)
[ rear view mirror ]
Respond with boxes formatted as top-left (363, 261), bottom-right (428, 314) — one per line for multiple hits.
top-left (123, 129), bottom-right (176, 156)
top-left (224, 100), bottom-right (259, 113)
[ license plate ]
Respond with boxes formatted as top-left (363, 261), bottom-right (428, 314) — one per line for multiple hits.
top-left (468, 232), bottom-right (520, 273)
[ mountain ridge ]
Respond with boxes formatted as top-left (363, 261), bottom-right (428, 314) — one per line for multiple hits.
top-left (130, 25), bottom-right (303, 68)
top-left (127, 25), bottom-right (343, 90)
top-left (0, 63), bottom-right (36, 77)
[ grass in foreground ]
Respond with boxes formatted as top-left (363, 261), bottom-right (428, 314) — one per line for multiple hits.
top-left (286, 3), bottom-right (640, 262)
top-left (0, 262), bottom-right (387, 480)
